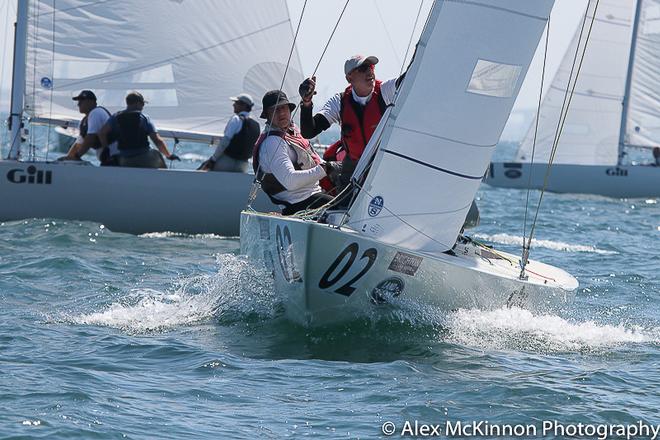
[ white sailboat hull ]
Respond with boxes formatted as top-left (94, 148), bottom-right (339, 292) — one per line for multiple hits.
top-left (240, 211), bottom-right (578, 327)
top-left (486, 162), bottom-right (660, 198)
top-left (0, 160), bottom-right (276, 235)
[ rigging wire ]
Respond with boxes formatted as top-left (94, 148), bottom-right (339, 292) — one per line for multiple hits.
top-left (520, 0), bottom-right (600, 279)
top-left (247, 0), bottom-right (351, 209)
top-left (310, 0), bottom-right (351, 78)
top-left (373, 0), bottom-right (402, 68)
top-left (44, 0), bottom-right (57, 162)
top-left (246, 0), bottom-right (310, 209)
top-left (522, 15), bottom-right (550, 252)
top-left (400, 0), bottom-right (425, 77)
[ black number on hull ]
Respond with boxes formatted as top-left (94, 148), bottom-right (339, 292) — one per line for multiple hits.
top-left (319, 243), bottom-right (377, 296)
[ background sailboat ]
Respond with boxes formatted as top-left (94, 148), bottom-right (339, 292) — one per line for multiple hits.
top-left (0, 0), bottom-right (309, 235)
top-left (241, 0), bottom-right (577, 327)
top-left (487, 0), bottom-right (660, 198)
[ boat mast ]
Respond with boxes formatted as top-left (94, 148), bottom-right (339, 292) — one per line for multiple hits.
top-left (617, 0), bottom-right (643, 165)
top-left (7, 0), bottom-right (27, 160)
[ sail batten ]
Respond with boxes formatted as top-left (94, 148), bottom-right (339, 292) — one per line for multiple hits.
top-left (346, 0), bottom-right (554, 255)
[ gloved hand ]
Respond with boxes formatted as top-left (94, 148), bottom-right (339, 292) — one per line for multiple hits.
top-left (167, 154), bottom-right (181, 161)
top-left (323, 161), bottom-right (343, 186)
top-left (299, 76), bottom-right (317, 104)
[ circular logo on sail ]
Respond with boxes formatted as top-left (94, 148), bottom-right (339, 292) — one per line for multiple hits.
top-left (368, 196), bottom-right (384, 217)
top-left (370, 277), bottom-right (405, 305)
top-left (40, 77), bottom-right (53, 89)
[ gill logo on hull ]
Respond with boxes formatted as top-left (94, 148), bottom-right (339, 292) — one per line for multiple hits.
top-left (605, 167), bottom-right (628, 177)
top-left (7, 166), bottom-right (53, 184)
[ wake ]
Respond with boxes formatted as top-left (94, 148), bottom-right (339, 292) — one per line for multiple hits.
top-left (473, 233), bottom-right (617, 255)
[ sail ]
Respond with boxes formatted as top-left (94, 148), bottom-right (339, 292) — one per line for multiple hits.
top-left (626, 0), bottom-right (660, 148)
top-left (0, 1), bottom-right (15, 109)
top-left (516, 0), bottom-right (632, 166)
top-left (346, 0), bottom-right (554, 255)
top-left (23, 0), bottom-right (304, 137)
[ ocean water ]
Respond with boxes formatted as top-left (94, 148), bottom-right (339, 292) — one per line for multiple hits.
top-left (0, 132), bottom-right (659, 439)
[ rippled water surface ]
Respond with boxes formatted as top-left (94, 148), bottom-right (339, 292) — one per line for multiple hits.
top-left (0, 140), bottom-right (658, 439)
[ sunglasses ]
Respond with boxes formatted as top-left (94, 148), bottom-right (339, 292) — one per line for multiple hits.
top-left (355, 64), bottom-right (375, 73)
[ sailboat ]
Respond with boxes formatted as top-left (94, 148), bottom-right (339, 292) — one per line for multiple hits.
top-left (240, 0), bottom-right (578, 327)
top-left (0, 0), bottom-right (309, 235)
top-left (486, 0), bottom-right (660, 198)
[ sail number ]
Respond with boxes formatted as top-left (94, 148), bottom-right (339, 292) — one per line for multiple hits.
top-left (319, 243), bottom-right (377, 296)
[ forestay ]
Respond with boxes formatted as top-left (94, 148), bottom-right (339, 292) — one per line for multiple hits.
top-left (515, 0), bottom-right (642, 166)
top-left (346, 0), bottom-right (554, 255)
top-left (23, 0), bottom-right (303, 137)
top-left (626, 0), bottom-right (660, 149)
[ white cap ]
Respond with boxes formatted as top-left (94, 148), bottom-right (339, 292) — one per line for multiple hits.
top-left (230, 93), bottom-right (254, 107)
top-left (344, 55), bottom-right (379, 75)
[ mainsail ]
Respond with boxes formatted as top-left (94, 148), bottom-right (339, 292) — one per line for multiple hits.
top-left (22, 0), bottom-right (304, 138)
top-left (515, 0), bottom-right (660, 166)
top-left (346, 0), bottom-right (554, 255)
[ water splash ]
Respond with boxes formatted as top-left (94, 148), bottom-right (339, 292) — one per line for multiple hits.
top-left (445, 307), bottom-right (658, 352)
top-left (473, 233), bottom-right (617, 255)
top-left (71, 254), bottom-right (277, 333)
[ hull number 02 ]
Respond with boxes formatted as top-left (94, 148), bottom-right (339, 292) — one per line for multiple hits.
top-left (319, 243), bottom-right (377, 296)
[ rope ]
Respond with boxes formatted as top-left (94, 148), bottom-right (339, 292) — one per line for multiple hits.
top-left (520, 0), bottom-right (600, 279)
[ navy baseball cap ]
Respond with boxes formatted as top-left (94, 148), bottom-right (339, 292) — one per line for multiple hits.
top-left (72, 90), bottom-right (97, 101)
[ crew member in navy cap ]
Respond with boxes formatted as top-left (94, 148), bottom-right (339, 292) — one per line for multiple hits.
top-left (59, 90), bottom-right (117, 165)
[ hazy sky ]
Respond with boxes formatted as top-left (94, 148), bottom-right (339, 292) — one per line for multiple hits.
top-left (1, 0), bottom-right (590, 113)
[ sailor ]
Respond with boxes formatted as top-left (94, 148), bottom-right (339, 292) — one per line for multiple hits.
top-left (299, 55), bottom-right (405, 188)
top-left (58, 90), bottom-right (118, 165)
top-left (199, 93), bottom-right (260, 172)
top-left (253, 90), bottom-right (338, 216)
top-left (99, 91), bottom-right (179, 169)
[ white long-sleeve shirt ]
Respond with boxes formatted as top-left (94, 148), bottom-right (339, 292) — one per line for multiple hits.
top-left (258, 133), bottom-right (326, 205)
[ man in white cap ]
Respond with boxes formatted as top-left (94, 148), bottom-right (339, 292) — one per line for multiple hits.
top-left (200, 93), bottom-right (260, 172)
top-left (299, 55), bottom-right (406, 188)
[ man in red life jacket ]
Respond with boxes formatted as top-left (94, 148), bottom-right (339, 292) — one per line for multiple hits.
top-left (253, 90), bottom-right (339, 215)
top-left (299, 55), bottom-right (405, 189)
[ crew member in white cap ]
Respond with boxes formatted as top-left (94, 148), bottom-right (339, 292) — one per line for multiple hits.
top-left (298, 55), bottom-right (406, 188)
top-left (200, 93), bottom-right (260, 172)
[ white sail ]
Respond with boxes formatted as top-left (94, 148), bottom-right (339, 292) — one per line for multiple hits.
top-left (23, 0), bottom-right (304, 137)
top-left (0, 1), bottom-right (16, 108)
top-left (626, 0), bottom-right (660, 148)
top-left (515, 0), bottom-right (633, 165)
top-left (346, 0), bottom-right (553, 255)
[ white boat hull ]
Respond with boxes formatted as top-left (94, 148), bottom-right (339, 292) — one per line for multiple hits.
top-left (486, 162), bottom-right (660, 198)
top-left (0, 160), bottom-right (276, 235)
top-left (240, 211), bottom-right (578, 327)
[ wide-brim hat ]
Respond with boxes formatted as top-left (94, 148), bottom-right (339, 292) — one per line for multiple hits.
top-left (260, 90), bottom-right (296, 119)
